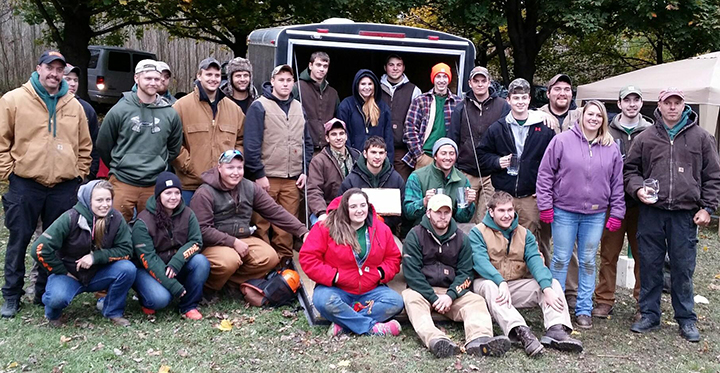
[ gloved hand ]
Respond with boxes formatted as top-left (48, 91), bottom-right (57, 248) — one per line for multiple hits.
top-left (606, 217), bottom-right (622, 232)
top-left (539, 209), bottom-right (554, 224)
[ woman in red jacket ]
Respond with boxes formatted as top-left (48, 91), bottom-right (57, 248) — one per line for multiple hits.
top-left (299, 188), bottom-right (403, 336)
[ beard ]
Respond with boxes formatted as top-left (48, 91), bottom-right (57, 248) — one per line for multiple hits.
top-left (232, 82), bottom-right (249, 93)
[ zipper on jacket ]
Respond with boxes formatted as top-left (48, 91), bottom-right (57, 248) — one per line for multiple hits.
top-left (669, 139), bottom-right (674, 205)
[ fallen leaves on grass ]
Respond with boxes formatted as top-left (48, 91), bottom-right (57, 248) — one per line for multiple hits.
top-left (454, 359), bottom-right (463, 370)
top-left (215, 319), bottom-right (233, 331)
top-left (113, 348), bottom-right (123, 356)
top-left (158, 365), bottom-right (171, 373)
top-left (91, 342), bottom-right (104, 351)
top-left (337, 360), bottom-right (350, 367)
top-left (282, 310), bottom-right (295, 318)
top-left (147, 348), bottom-right (162, 356)
top-left (60, 335), bottom-right (72, 343)
top-left (469, 364), bottom-right (480, 371)
top-left (177, 349), bottom-right (189, 358)
top-left (714, 273), bottom-right (720, 279)
top-left (710, 283), bottom-right (720, 291)
top-left (6, 362), bottom-right (19, 369)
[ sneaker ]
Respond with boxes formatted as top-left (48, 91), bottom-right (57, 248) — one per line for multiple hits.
top-left (630, 317), bottom-right (660, 334)
top-left (428, 338), bottom-right (460, 358)
top-left (575, 315), bottom-right (592, 329)
top-left (566, 295), bottom-right (577, 310)
top-left (110, 317), bottom-right (131, 327)
top-left (1, 298), bottom-right (20, 318)
top-left (328, 323), bottom-right (346, 337)
top-left (96, 297), bottom-right (105, 312)
top-left (513, 326), bottom-right (543, 357)
top-left (540, 325), bottom-right (583, 353)
top-left (465, 336), bottom-right (511, 357)
top-left (591, 303), bottom-right (613, 319)
top-left (370, 320), bottom-right (401, 336)
top-left (679, 323), bottom-right (700, 343)
top-left (183, 309), bottom-right (203, 320)
top-left (141, 306), bottom-right (156, 315)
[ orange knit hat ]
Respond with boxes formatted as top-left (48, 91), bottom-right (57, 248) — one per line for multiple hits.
top-left (430, 63), bottom-right (452, 84)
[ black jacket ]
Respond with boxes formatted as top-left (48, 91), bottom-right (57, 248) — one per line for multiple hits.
top-left (477, 113), bottom-right (555, 197)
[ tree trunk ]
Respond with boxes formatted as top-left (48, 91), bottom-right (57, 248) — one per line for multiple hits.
top-left (504, 0), bottom-right (556, 85)
top-left (230, 29), bottom-right (249, 57)
top-left (494, 28), bottom-right (510, 86)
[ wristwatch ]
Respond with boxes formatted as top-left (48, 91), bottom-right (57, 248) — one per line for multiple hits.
top-left (703, 207), bottom-right (715, 215)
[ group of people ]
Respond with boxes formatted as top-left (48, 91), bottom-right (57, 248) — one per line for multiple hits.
top-left (0, 49), bottom-right (718, 359)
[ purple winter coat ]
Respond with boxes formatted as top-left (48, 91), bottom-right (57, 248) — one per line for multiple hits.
top-left (536, 124), bottom-right (625, 219)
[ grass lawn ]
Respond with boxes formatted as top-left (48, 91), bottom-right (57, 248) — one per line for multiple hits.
top-left (1, 184), bottom-right (719, 372)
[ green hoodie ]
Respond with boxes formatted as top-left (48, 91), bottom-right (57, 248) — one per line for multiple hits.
top-left (30, 71), bottom-right (69, 137)
top-left (355, 154), bottom-right (392, 188)
top-left (96, 91), bottom-right (183, 186)
top-left (468, 212), bottom-right (552, 289)
top-left (131, 195), bottom-right (203, 297)
top-left (402, 215), bottom-right (474, 303)
top-left (292, 67), bottom-right (331, 97)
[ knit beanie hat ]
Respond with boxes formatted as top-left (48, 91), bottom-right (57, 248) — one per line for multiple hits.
top-left (155, 171), bottom-right (182, 198)
top-left (431, 63), bottom-right (452, 84)
top-left (432, 137), bottom-right (458, 156)
top-left (226, 57), bottom-right (253, 78)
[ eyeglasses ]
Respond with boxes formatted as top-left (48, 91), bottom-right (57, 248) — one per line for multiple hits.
top-left (218, 149), bottom-right (243, 164)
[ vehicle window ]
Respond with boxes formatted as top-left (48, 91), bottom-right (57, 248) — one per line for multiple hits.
top-left (108, 52), bottom-right (132, 72)
top-left (133, 53), bottom-right (155, 67)
top-left (88, 49), bottom-right (100, 69)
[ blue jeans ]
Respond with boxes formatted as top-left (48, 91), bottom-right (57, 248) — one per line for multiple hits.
top-left (133, 254), bottom-right (210, 314)
top-left (43, 260), bottom-right (136, 320)
top-left (550, 207), bottom-right (605, 316)
top-left (312, 285), bottom-right (403, 335)
top-left (182, 190), bottom-right (195, 205)
top-left (637, 206), bottom-right (697, 325)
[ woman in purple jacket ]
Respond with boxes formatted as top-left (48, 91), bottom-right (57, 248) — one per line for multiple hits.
top-left (536, 100), bottom-right (625, 329)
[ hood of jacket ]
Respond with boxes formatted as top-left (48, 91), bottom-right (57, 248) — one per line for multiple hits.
top-left (351, 69), bottom-right (381, 106)
top-left (299, 67), bottom-right (330, 92)
top-left (419, 214), bottom-right (458, 243)
top-left (653, 105), bottom-right (697, 138)
top-left (200, 167), bottom-right (237, 192)
top-left (481, 211), bottom-right (519, 239)
top-left (609, 113), bottom-right (654, 134)
top-left (143, 193), bottom-right (187, 217)
top-left (121, 90), bottom-right (172, 109)
top-left (326, 194), bottom-right (379, 228)
top-left (261, 81), bottom-right (297, 104)
top-left (76, 179), bottom-right (105, 220)
top-left (353, 154), bottom-right (392, 182)
top-left (380, 73), bottom-right (410, 93)
top-left (462, 84), bottom-right (501, 103)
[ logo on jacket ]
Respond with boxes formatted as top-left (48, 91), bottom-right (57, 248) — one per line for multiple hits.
top-left (130, 116), bottom-right (161, 133)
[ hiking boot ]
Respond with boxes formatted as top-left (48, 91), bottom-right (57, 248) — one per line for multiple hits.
top-left (513, 326), bottom-right (543, 357)
top-left (679, 323), bottom-right (700, 343)
top-left (575, 315), bottom-right (592, 329)
top-left (630, 317), bottom-right (660, 334)
top-left (566, 295), bottom-right (577, 311)
top-left (370, 320), bottom-right (401, 336)
top-left (328, 323), bottom-right (346, 337)
top-left (465, 336), bottom-right (511, 357)
top-left (428, 338), bottom-right (460, 358)
top-left (183, 309), bottom-right (203, 321)
top-left (1, 298), bottom-right (20, 318)
top-left (591, 303), bottom-right (613, 319)
top-left (48, 318), bottom-right (64, 328)
top-left (110, 317), bottom-right (131, 327)
top-left (540, 325), bottom-right (583, 353)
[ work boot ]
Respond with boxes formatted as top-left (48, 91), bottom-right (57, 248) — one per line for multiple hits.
top-left (465, 336), bottom-right (511, 357)
top-left (575, 315), bottom-right (592, 329)
top-left (566, 295), bottom-right (577, 311)
top-left (513, 326), bottom-right (543, 357)
top-left (110, 317), bottom-right (131, 327)
top-left (630, 317), bottom-right (660, 334)
top-left (591, 303), bottom-right (613, 319)
top-left (0, 298), bottom-right (20, 318)
top-left (679, 323), bottom-right (700, 343)
top-left (428, 338), bottom-right (460, 358)
top-left (540, 325), bottom-right (583, 353)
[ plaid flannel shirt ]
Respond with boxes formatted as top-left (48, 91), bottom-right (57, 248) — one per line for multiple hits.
top-left (402, 90), bottom-right (460, 168)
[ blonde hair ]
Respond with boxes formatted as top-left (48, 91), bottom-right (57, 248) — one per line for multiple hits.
top-left (581, 100), bottom-right (613, 146)
top-left (91, 181), bottom-right (114, 248)
top-left (324, 189), bottom-right (369, 254)
top-left (362, 97), bottom-right (380, 127)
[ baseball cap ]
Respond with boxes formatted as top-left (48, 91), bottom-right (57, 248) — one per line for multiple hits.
top-left (38, 51), bottom-right (66, 66)
top-left (619, 85), bottom-right (643, 99)
top-left (547, 73), bottom-right (572, 89)
top-left (156, 61), bottom-right (171, 76)
top-left (468, 66), bottom-right (490, 81)
top-left (271, 64), bottom-right (294, 79)
top-left (428, 194), bottom-right (453, 212)
top-left (324, 118), bottom-right (346, 134)
top-left (218, 149), bottom-right (244, 163)
top-left (63, 64), bottom-right (81, 76)
top-left (135, 59), bottom-right (160, 74)
top-left (508, 78), bottom-right (531, 94)
top-left (432, 137), bottom-right (458, 157)
top-left (198, 57), bottom-right (221, 71)
top-left (658, 87), bottom-right (685, 102)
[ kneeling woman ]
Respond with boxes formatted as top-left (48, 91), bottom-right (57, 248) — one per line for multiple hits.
top-left (300, 188), bottom-right (403, 336)
top-left (132, 172), bottom-right (209, 320)
top-left (32, 180), bottom-right (136, 326)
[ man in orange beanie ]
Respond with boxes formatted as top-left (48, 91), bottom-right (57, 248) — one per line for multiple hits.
top-left (403, 63), bottom-right (461, 169)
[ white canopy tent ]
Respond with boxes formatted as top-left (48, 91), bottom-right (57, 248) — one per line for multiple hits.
top-left (576, 51), bottom-right (720, 138)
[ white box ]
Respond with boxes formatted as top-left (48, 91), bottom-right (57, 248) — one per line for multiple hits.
top-left (616, 255), bottom-right (636, 289)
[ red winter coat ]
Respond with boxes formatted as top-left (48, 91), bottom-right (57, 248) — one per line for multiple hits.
top-left (299, 197), bottom-right (401, 295)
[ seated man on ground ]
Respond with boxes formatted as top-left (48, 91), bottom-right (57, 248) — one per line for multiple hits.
top-left (307, 118), bottom-right (361, 225)
top-left (189, 150), bottom-right (309, 301)
top-left (404, 137), bottom-right (476, 227)
top-left (402, 194), bottom-right (510, 358)
top-left (469, 191), bottom-right (582, 356)
top-left (299, 189), bottom-right (403, 336)
top-left (339, 136), bottom-right (405, 235)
